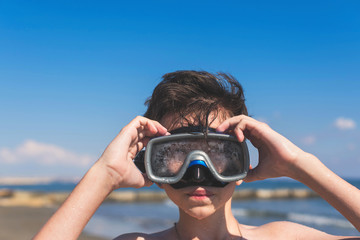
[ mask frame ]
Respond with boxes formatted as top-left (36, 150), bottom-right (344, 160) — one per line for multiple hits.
top-left (136, 131), bottom-right (250, 184)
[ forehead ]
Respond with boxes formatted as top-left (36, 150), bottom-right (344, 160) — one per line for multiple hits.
top-left (160, 111), bottom-right (230, 132)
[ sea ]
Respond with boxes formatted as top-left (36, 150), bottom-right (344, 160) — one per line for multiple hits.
top-left (1, 178), bottom-right (360, 238)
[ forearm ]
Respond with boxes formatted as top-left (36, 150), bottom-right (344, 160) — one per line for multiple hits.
top-left (33, 162), bottom-right (114, 240)
top-left (292, 153), bottom-right (360, 231)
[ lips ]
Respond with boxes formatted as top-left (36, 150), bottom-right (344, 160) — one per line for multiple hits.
top-left (187, 188), bottom-right (214, 198)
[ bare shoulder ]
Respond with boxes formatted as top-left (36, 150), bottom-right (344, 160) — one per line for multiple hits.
top-left (241, 221), bottom-right (359, 240)
top-left (113, 228), bottom-right (174, 240)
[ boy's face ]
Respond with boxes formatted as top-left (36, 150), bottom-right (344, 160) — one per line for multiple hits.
top-left (158, 111), bottom-right (242, 219)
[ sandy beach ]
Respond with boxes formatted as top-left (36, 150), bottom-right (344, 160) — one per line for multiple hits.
top-left (0, 206), bottom-right (109, 240)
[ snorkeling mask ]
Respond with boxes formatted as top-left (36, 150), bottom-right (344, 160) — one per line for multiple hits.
top-left (134, 126), bottom-right (250, 188)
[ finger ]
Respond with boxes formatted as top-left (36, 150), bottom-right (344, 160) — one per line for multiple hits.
top-left (140, 137), bottom-right (151, 148)
top-left (123, 161), bottom-right (152, 188)
top-left (132, 172), bottom-right (153, 188)
top-left (137, 118), bottom-right (168, 138)
top-left (141, 173), bottom-right (154, 187)
top-left (216, 115), bottom-right (248, 132)
top-left (218, 116), bottom-right (252, 142)
top-left (234, 126), bottom-right (246, 142)
top-left (151, 120), bottom-right (169, 136)
top-left (244, 168), bottom-right (262, 183)
top-left (138, 117), bottom-right (168, 136)
top-left (133, 136), bottom-right (151, 153)
top-left (129, 119), bottom-right (168, 155)
top-left (223, 116), bottom-right (268, 146)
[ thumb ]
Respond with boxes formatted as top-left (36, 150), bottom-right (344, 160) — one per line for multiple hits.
top-left (244, 167), bottom-right (261, 183)
top-left (141, 173), bottom-right (154, 187)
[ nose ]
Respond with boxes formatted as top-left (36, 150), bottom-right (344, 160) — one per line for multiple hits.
top-left (170, 159), bottom-right (228, 189)
top-left (188, 165), bottom-right (207, 182)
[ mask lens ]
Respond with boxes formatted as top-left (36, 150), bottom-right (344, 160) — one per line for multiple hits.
top-left (149, 136), bottom-right (245, 178)
top-left (207, 141), bottom-right (244, 176)
top-left (150, 140), bottom-right (192, 177)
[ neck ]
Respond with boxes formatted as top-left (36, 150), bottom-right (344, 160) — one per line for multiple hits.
top-left (175, 199), bottom-right (241, 240)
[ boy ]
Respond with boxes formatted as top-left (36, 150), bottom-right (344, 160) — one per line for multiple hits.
top-left (34, 71), bottom-right (360, 239)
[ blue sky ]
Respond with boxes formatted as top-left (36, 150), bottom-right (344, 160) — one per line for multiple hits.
top-left (0, 1), bottom-right (359, 179)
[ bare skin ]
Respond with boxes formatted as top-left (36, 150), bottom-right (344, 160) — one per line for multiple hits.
top-left (33, 115), bottom-right (360, 240)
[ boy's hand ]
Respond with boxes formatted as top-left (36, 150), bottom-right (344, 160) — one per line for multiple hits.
top-left (217, 115), bottom-right (307, 182)
top-left (98, 116), bottom-right (169, 190)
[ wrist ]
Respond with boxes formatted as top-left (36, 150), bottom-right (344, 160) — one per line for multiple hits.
top-left (289, 152), bottom-right (321, 183)
top-left (86, 160), bottom-right (118, 194)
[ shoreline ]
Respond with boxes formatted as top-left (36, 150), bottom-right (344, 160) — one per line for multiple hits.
top-left (0, 188), bottom-right (319, 208)
top-left (0, 206), bottom-right (109, 240)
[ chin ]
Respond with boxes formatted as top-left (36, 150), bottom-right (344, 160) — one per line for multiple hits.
top-left (183, 205), bottom-right (217, 220)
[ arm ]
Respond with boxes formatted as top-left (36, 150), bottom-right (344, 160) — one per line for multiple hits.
top-left (33, 116), bottom-right (168, 240)
top-left (217, 115), bottom-right (360, 233)
top-left (293, 153), bottom-right (360, 233)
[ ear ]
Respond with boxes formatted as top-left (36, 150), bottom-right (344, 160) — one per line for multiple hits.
top-left (235, 180), bottom-right (243, 186)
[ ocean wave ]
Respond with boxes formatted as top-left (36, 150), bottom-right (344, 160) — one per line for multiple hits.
top-left (232, 208), bottom-right (353, 229)
top-left (232, 208), bottom-right (287, 219)
top-left (288, 212), bottom-right (353, 229)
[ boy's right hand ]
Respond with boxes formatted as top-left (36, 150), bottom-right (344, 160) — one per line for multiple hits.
top-left (96, 116), bottom-right (169, 190)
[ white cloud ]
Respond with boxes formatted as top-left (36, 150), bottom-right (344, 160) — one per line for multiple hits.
top-left (0, 140), bottom-right (95, 167)
top-left (334, 117), bottom-right (356, 130)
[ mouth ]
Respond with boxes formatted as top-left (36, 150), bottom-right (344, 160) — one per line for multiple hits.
top-left (187, 187), bottom-right (214, 199)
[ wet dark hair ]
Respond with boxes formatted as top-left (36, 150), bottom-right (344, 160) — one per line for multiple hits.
top-left (144, 70), bottom-right (248, 130)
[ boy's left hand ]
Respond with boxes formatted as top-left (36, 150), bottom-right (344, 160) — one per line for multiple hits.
top-left (216, 115), bottom-right (308, 182)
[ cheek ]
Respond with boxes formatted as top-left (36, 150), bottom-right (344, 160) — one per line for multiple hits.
top-left (217, 183), bottom-right (237, 203)
top-left (162, 185), bottom-right (183, 204)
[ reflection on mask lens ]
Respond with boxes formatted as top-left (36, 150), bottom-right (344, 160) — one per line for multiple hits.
top-left (150, 138), bottom-right (244, 177)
